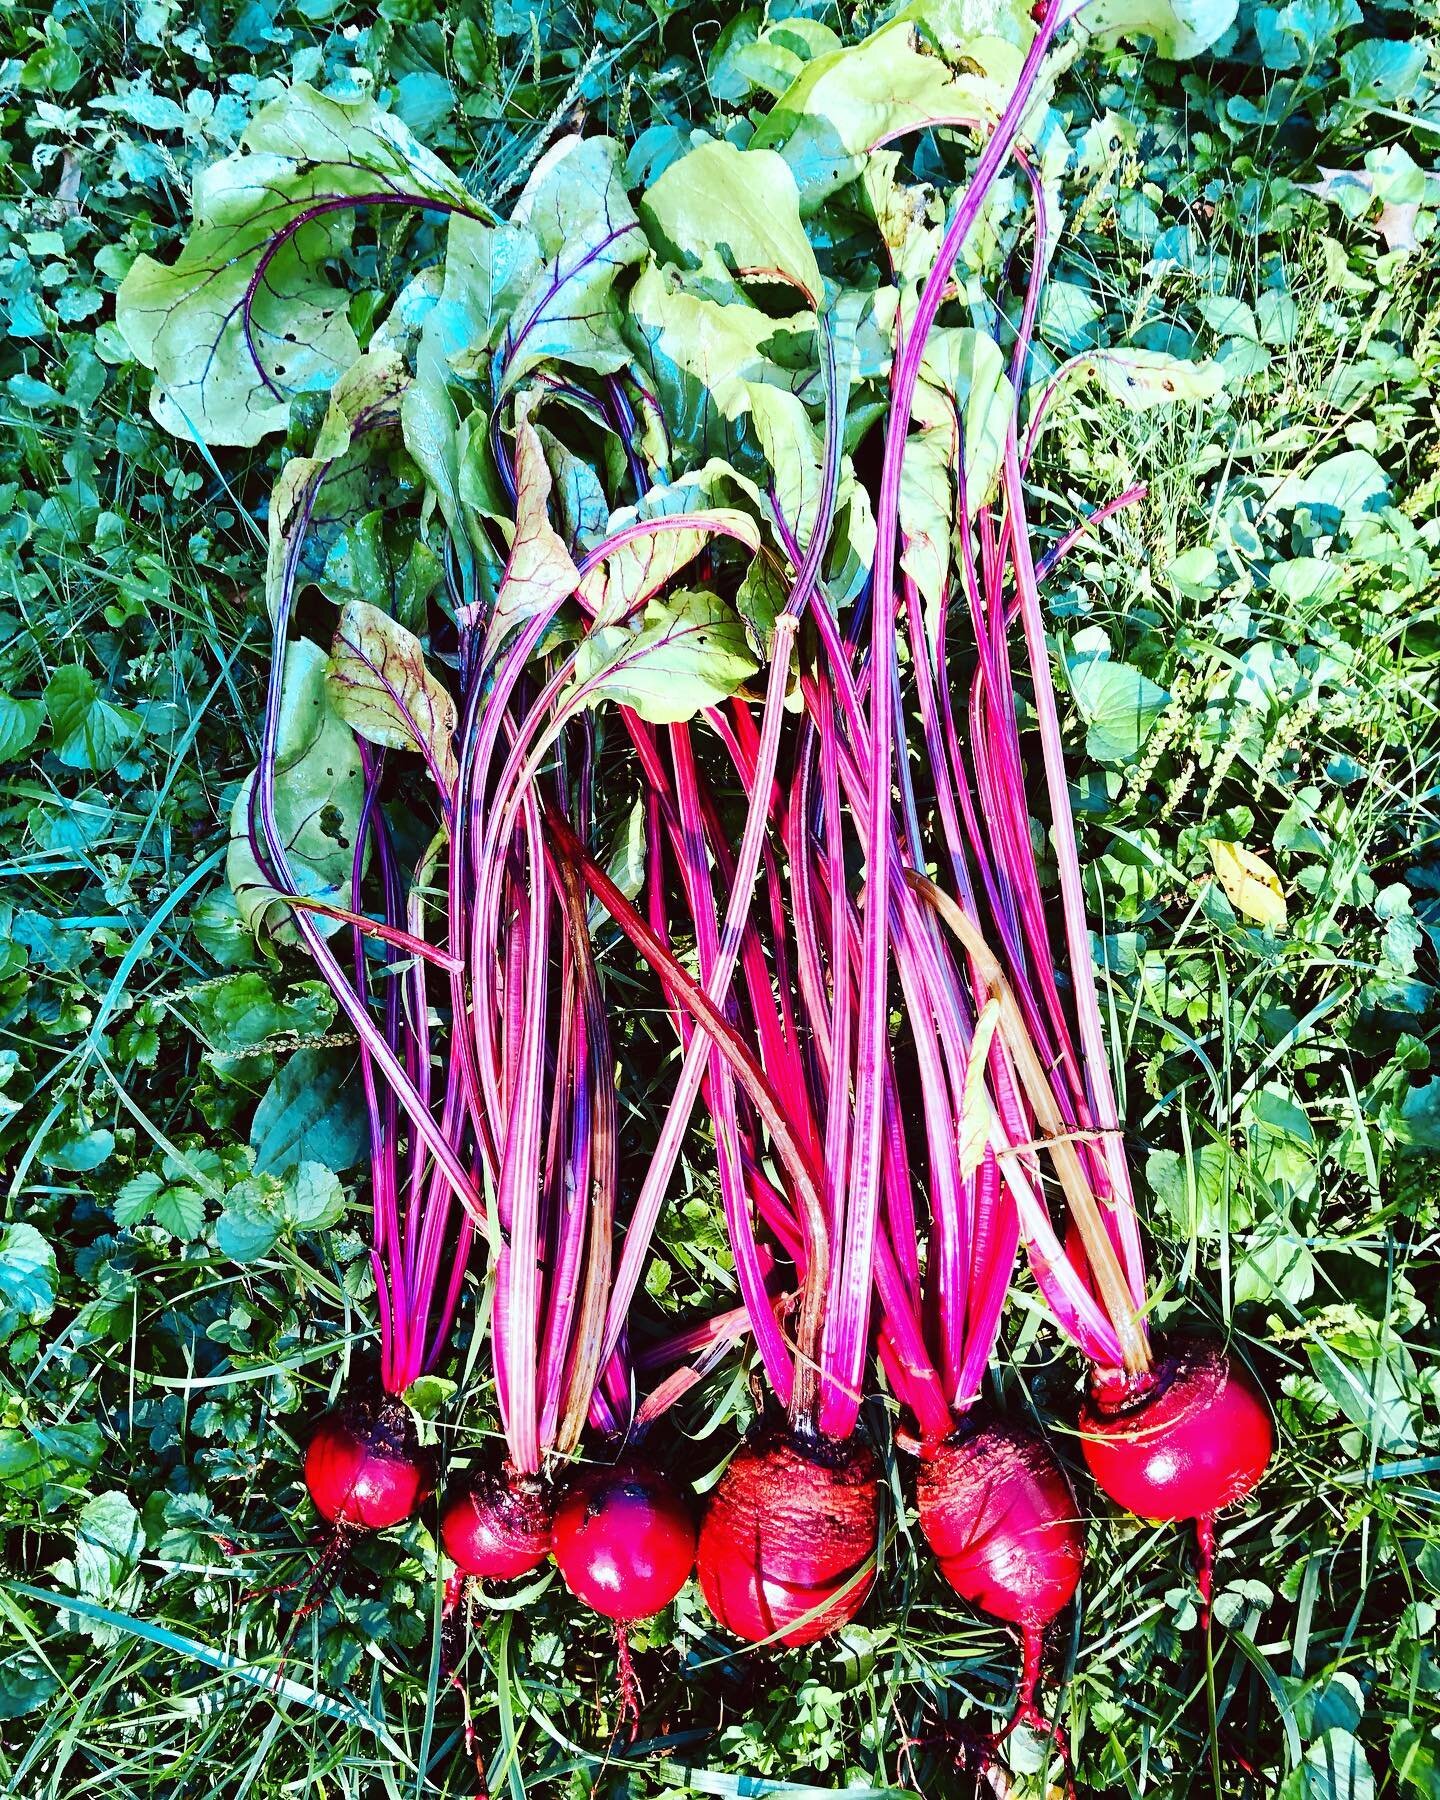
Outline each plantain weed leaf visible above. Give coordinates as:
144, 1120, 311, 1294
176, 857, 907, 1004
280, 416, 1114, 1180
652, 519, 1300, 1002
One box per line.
251, 1046, 367, 1177
327, 601, 458, 796
227, 639, 365, 944
640, 139, 822, 303
1066, 650, 1170, 763
570, 589, 759, 724
117, 84, 474, 447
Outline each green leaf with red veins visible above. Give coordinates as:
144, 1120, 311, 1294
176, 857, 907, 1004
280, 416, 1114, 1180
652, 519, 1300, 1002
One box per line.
482, 414, 581, 656
578, 466, 762, 625
327, 601, 458, 797
640, 140, 822, 304
569, 589, 759, 725
116, 84, 471, 447
502, 136, 647, 394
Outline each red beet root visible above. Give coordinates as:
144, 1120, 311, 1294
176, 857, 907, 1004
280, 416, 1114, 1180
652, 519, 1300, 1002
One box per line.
304, 1397, 430, 1532
1079, 1336, 1272, 1524
698, 1431, 880, 1648
917, 1418, 1082, 1629
551, 1458, 696, 1622
441, 1468, 553, 1580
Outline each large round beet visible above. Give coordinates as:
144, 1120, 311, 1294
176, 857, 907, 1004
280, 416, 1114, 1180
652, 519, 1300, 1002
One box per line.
1080, 1336, 1272, 1523
917, 1418, 1082, 1626
305, 1396, 430, 1532
698, 1431, 880, 1648
441, 1467, 553, 1580
551, 1458, 696, 1622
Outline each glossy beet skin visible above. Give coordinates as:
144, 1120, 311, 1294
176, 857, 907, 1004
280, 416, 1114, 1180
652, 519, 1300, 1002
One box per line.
698, 1431, 881, 1648
551, 1458, 697, 1622
305, 1397, 431, 1532
917, 1418, 1083, 1626
1080, 1336, 1273, 1523
441, 1468, 553, 1579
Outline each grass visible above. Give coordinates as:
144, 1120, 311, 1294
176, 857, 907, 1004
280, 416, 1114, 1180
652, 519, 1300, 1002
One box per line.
1, 3, 1437, 1797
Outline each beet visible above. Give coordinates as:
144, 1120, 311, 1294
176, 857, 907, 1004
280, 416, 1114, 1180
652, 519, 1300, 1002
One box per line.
917, 1417, 1082, 1628
551, 1458, 696, 1622
697, 1431, 880, 1648
441, 1467, 553, 1580
304, 1396, 431, 1532
1079, 1336, 1272, 1524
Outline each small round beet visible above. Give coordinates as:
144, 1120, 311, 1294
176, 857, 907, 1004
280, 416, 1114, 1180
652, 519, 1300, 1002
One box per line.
917, 1417, 1082, 1627
1080, 1336, 1272, 1523
305, 1396, 430, 1532
697, 1430, 880, 1648
551, 1458, 696, 1622
441, 1467, 553, 1580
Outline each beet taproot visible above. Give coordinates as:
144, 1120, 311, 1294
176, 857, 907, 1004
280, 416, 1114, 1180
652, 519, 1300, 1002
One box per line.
698, 1431, 881, 1647
551, 1457, 696, 1623
304, 1397, 430, 1533
441, 1467, 553, 1580
1080, 1336, 1272, 1524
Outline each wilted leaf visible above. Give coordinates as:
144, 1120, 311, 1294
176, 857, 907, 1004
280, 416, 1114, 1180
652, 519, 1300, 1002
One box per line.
327, 601, 458, 794
1208, 839, 1288, 930
1058, 347, 1226, 413
579, 469, 762, 625
960, 998, 1001, 1179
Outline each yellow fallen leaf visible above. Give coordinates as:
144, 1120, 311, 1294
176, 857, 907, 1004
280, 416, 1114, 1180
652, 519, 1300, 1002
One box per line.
1208, 839, 1287, 930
